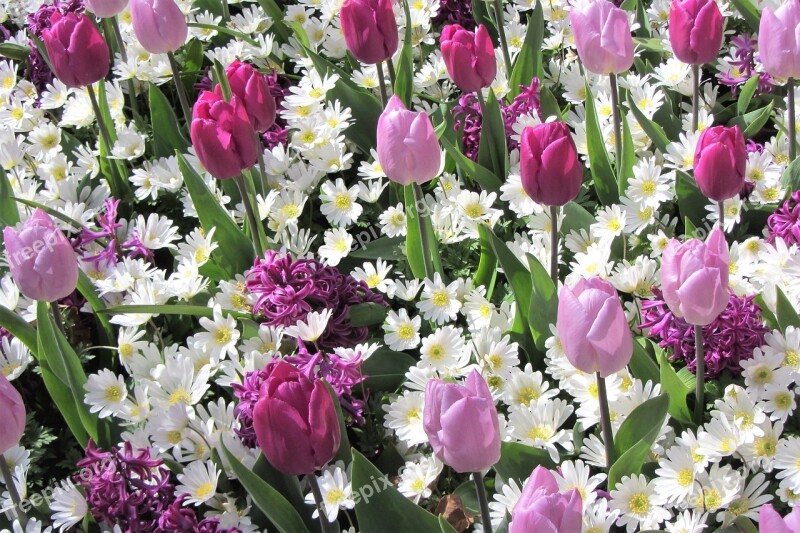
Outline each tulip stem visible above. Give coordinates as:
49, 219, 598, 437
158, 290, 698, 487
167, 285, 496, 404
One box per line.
609, 73, 622, 175
376, 61, 388, 108
254, 131, 268, 195
694, 325, 705, 424
549, 205, 558, 286
221, 0, 230, 21
691, 64, 700, 133
51, 303, 66, 337
107, 16, 142, 129
473, 471, 493, 533
167, 51, 193, 126
491, 0, 512, 75
789, 78, 797, 162
596, 373, 615, 471
234, 174, 264, 256
386, 60, 397, 87
412, 183, 435, 280
717, 200, 725, 231
0, 455, 27, 528
307, 473, 334, 533
86, 84, 115, 158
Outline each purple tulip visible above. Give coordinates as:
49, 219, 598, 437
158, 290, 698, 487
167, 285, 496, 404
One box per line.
0, 373, 25, 456
668, 0, 724, 65
758, 1, 800, 81
130, 0, 187, 54
339, 0, 398, 65
41, 12, 109, 89
694, 125, 746, 202
569, 0, 634, 75
759, 504, 800, 533
225, 60, 276, 133
509, 466, 583, 533
519, 122, 583, 206
84, 0, 129, 18
440, 24, 497, 93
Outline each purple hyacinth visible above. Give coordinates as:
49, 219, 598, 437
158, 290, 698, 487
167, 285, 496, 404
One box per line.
432, 0, 476, 30
718, 34, 775, 96
768, 189, 800, 246
640, 288, 769, 377
262, 69, 291, 150
232, 365, 271, 447
76, 198, 124, 268
157, 495, 240, 533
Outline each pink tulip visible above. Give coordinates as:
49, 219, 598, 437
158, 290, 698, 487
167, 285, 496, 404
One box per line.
569, 0, 634, 75
423, 370, 500, 473
693, 125, 746, 202
84, 0, 129, 18
557, 277, 633, 377
41, 12, 109, 89
759, 504, 800, 533
519, 122, 583, 206
0, 373, 25, 456
376, 95, 442, 185
668, 0, 724, 65
190, 90, 258, 180
225, 60, 276, 133
339, 0, 398, 65
253, 362, 340, 476
759, 1, 800, 80
661, 227, 729, 326
509, 466, 582, 533
130, 0, 187, 54
440, 24, 496, 93
3, 209, 78, 302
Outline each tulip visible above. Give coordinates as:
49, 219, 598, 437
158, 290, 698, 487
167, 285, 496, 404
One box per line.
423, 370, 500, 473
130, 0, 187, 54
252, 362, 340, 476
225, 60, 276, 133
693, 125, 746, 202
190, 90, 258, 180
339, 0, 398, 65
569, 0, 634, 76
85, 0, 129, 18
376, 95, 442, 185
758, 1, 800, 81
0, 373, 25, 457
40, 12, 109, 89
759, 504, 800, 533
3, 209, 78, 302
519, 122, 583, 207
668, 0, 724, 65
440, 24, 496, 93
509, 466, 583, 533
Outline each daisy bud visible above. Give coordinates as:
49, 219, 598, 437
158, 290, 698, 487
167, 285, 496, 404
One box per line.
519, 122, 583, 206
693, 125, 746, 202
376, 95, 442, 186
440, 24, 496, 93
423, 370, 501, 473
509, 466, 583, 533
660, 227, 730, 326
569, 0, 634, 75
758, 1, 800, 81
758, 503, 800, 533
0, 373, 25, 456
339, 0, 398, 65
253, 362, 340, 476
84, 0, 129, 18
41, 12, 109, 89
3, 209, 79, 302
225, 60, 276, 133
556, 277, 633, 377
668, 0, 724, 65
130, 0, 187, 54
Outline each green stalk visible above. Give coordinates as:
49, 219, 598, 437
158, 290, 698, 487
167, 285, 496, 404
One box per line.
167, 51, 193, 125
473, 471, 493, 533
694, 325, 705, 424
0, 455, 26, 528
491, 0, 512, 75
412, 183, 435, 280
596, 373, 615, 471
308, 474, 334, 533
609, 73, 622, 175
233, 174, 264, 256
691, 64, 700, 132
376, 61, 388, 108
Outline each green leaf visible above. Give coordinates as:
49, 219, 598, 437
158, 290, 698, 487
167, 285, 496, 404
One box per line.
755, 294, 779, 330
477, 89, 509, 180
780, 154, 800, 190
440, 136, 503, 192
776, 285, 800, 330
676, 170, 707, 228
493, 442, 556, 483
741, 102, 774, 138
362, 349, 416, 392
474, 225, 498, 299
0, 43, 30, 62
76, 271, 114, 348
99, 303, 251, 319
627, 93, 670, 153
729, 0, 761, 33
628, 338, 660, 385
347, 303, 388, 327
526, 254, 557, 352
608, 438, 653, 490
393, 0, 414, 106
352, 449, 456, 533
633, 37, 664, 53
349, 236, 405, 260
737, 75, 761, 116
219, 441, 310, 533
39, 363, 89, 447
323, 380, 351, 466
561, 202, 595, 236
250, 455, 312, 530
404, 185, 427, 280
177, 154, 255, 276
658, 350, 693, 425
0, 167, 19, 231
0, 305, 37, 354
584, 81, 617, 205
539, 85, 561, 120
684, 216, 697, 238
608, 394, 670, 489
149, 83, 189, 158
508, 1, 543, 100
254, 0, 291, 42
619, 111, 635, 195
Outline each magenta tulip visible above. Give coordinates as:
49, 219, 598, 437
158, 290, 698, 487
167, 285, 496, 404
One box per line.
252, 362, 340, 476
3, 209, 78, 302
569, 0, 634, 75
41, 12, 109, 89
423, 370, 500, 473
440, 24, 497, 93
509, 466, 582, 533
668, 0, 723, 65
693, 125, 746, 201
759, 504, 800, 533
519, 122, 583, 206
225, 60, 276, 133
85, 0, 129, 18
758, 1, 800, 80
376, 95, 442, 185
0, 373, 25, 456
660, 227, 729, 326
190, 90, 258, 180
557, 277, 633, 377
339, 0, 398, 65
130, 0, 187, 54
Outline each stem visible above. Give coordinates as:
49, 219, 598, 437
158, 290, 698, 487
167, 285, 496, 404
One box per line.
167, 51, 193, 126
475, 90, 500, 173
609, 73, 622, 174
789, 78, 797, 162
233, 174, 264, 256
549, 205, 558, 286
221, 0, 230, 21
472, 471, 493, 533
108, 17, 142, 127
596, 373, 615, 471
717, 200, 725, 231
376, 61, 388, 108
308, 473, 334, 533
691, 64, 700, 132
694, 325, 705, 424
412, 183, 435, 280
254, 130, 268, 195
0, 455, 26, 527
386, 60, 397, 86
491, 0, 512, 75
51, 304, 66, 337
86, 84, 114, 156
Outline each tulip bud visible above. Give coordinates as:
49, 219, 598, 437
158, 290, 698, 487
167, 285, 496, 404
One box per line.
758, 503, 800, 533
423, 370, 501, 473
569, 0, 634, 75
519, 122, 583, 206
668, 0, 724, 65
440, 24, 496, 93
0, 373, 25, 456
339, 0, 398, 65
660, 227, 729, 326
190, 89, 258, 180
41, 12, 110, 89
252, 362, 340, 475
557, 277, 633, 377
376, 95, 442, 186
85, 0, 129, 18
130, 0, 187, 54
509, 466, 583, 533
693, 125, 746, 202
3, 209, 79, 302
758, 1, 800, 81
225, 60, 276, 133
